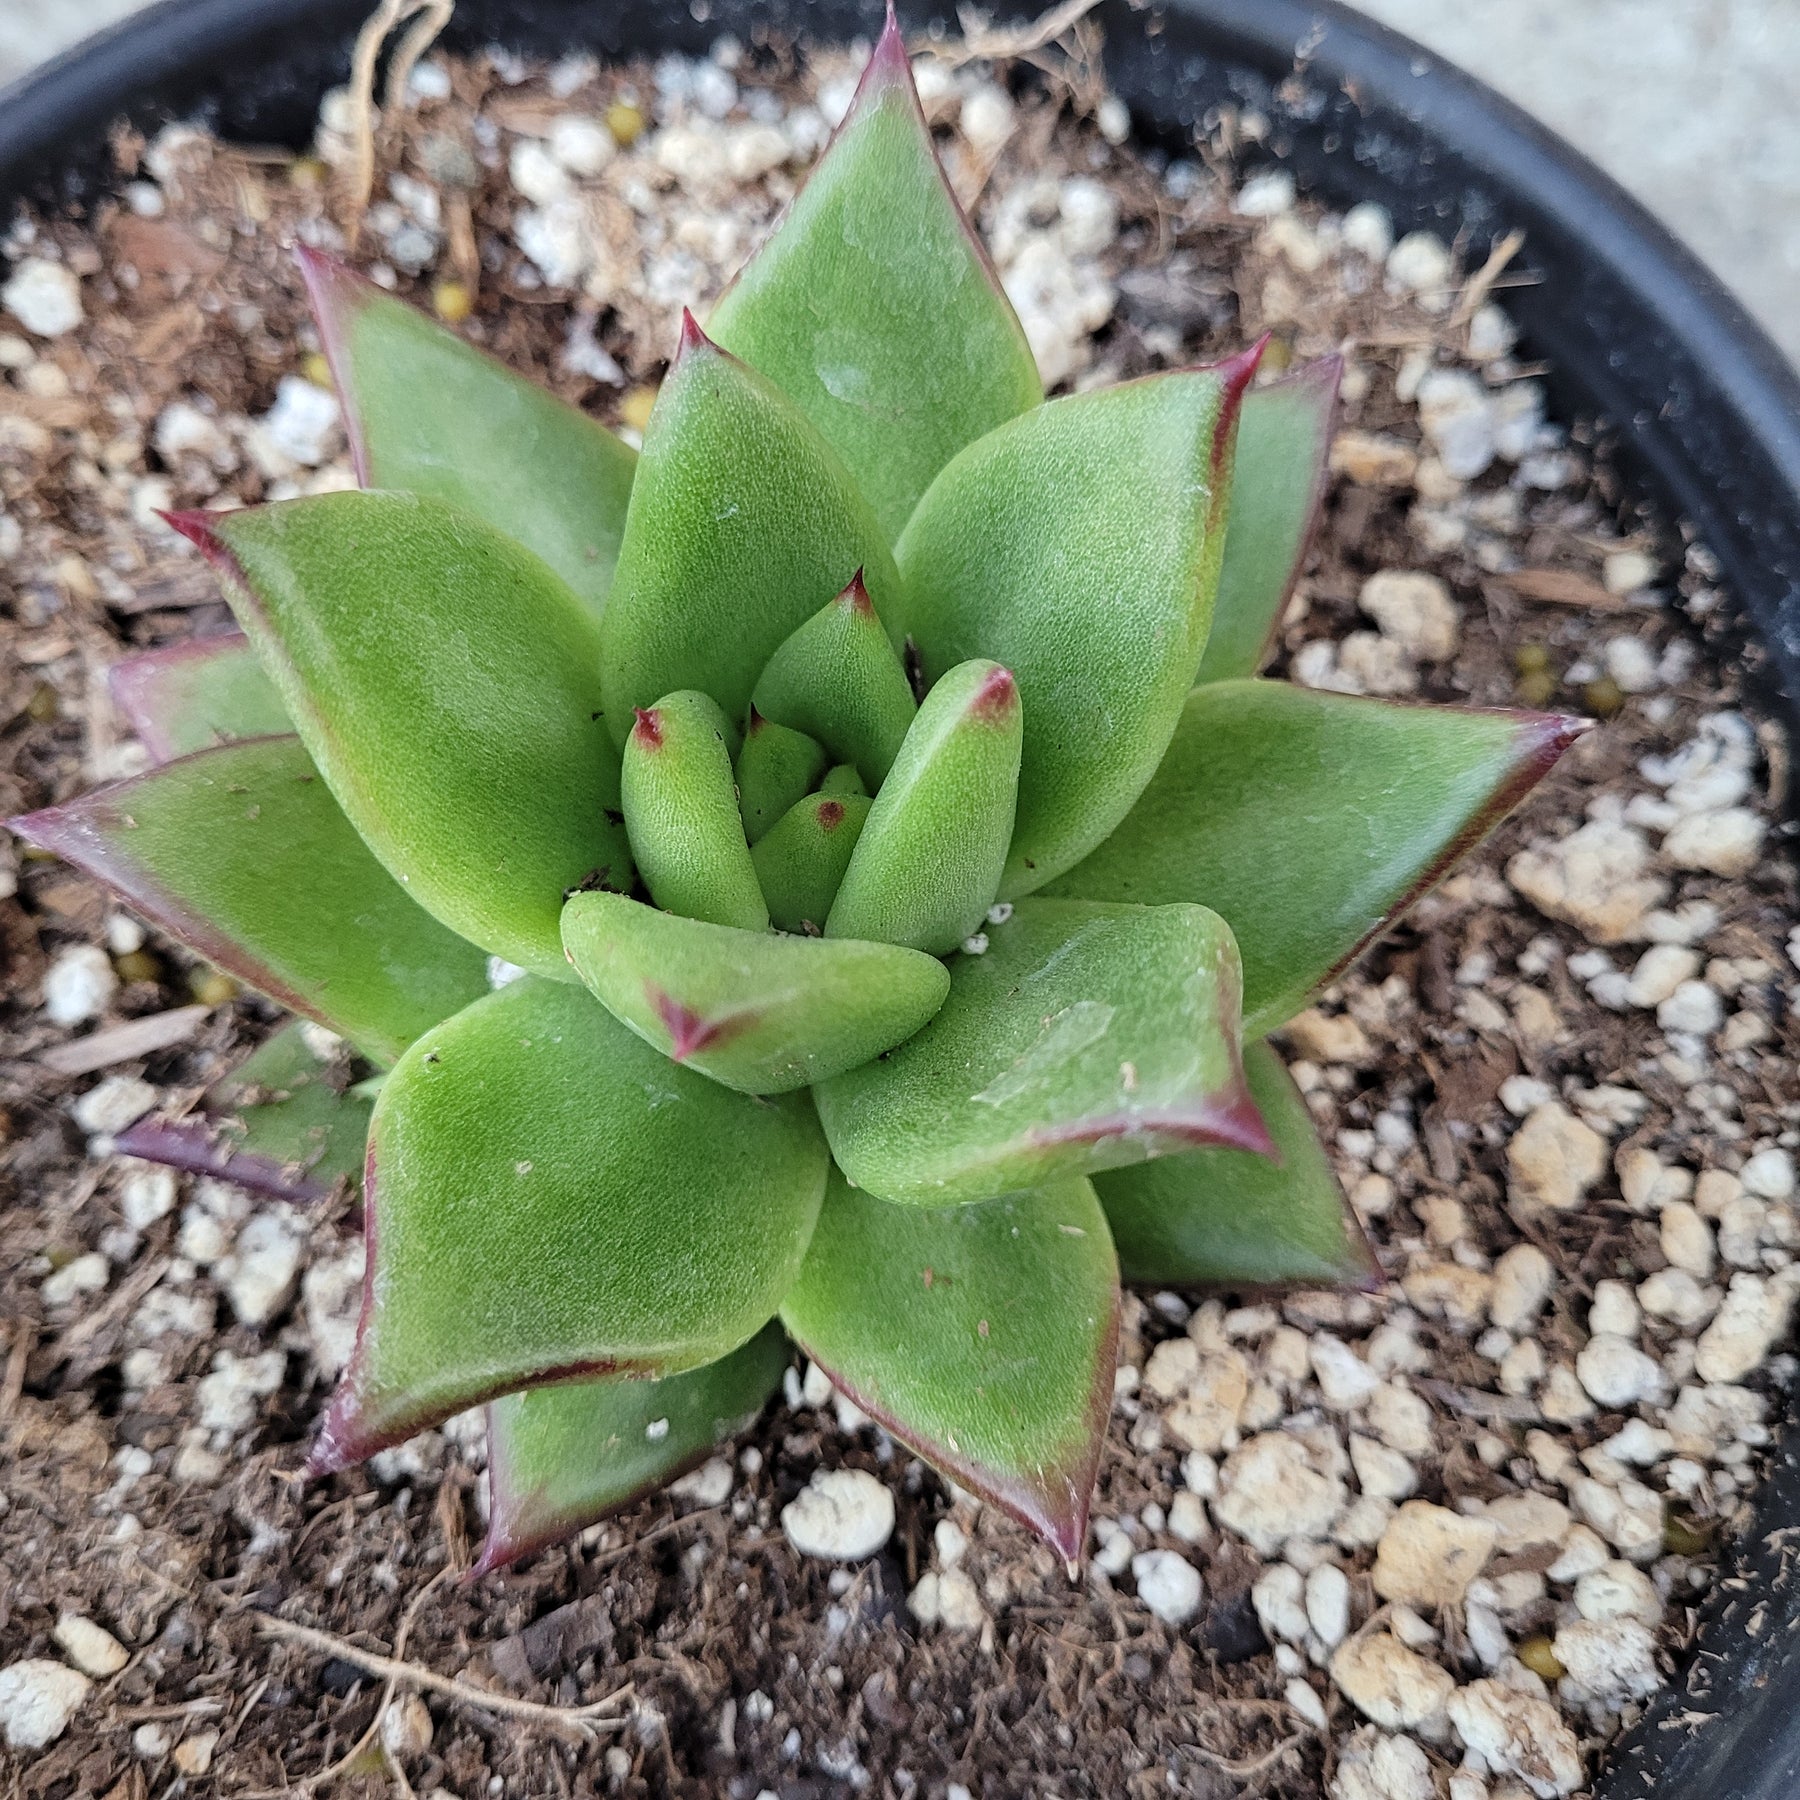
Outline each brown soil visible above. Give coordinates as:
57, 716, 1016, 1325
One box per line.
2, 27, 1795, 1800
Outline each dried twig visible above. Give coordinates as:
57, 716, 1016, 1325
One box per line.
1450, 226, 1526, 330
345, 0, 455, 244
926, 0, 1105, 65
241, 1571, 444, 1796
38, 1005, 211, 1076
253, 1606, 632, 1744
1501, 567, 1624, 611
1189, 1730, 1307, 1779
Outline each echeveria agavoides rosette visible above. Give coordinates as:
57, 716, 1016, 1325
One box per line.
17, 6, 1583, 1570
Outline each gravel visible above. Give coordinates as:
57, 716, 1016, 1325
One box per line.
0, 1659, 92, 1750
779, 1468, 896, 1561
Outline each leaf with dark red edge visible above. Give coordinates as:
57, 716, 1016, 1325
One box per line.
892, 353, 1257, 898
599, 315, 901, 740
476, 1323, 789, 1575
307, 977, 826, 1475
109, 632, 288, 763
170, 492, 631, 977
1045, 680, 1586, 1036
1095, 1040, 1379, 1290
814, 897, 1270, 1207
8, 736, 489, 1067
736, 711, 829, 846
751, 572, 917, 791
298, 247, 636, 620
117, 1022, 375, 1204
824, 659, 1020, 955
706, 7, 1041, 540
751, 791, 870, 935
561, 889, 948, 1094
621, 691, 767, 932
781, 1168, 1118, 1562
1194, 358, 1342, 684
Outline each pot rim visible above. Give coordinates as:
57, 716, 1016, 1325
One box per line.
2, 4, 1797, 1795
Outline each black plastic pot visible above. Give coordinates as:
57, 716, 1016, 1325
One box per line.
3, 4, 1798, 1794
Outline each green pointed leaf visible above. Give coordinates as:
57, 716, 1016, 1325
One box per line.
309, 977, 827, 1471
819, 762, 869, 798
815, 897, 1270, 1206
116, 1022, 375, 1204
825, 659, 1020, 955
1194, 358, 1341, 684
893, 357, 1255, 897
1046, 680, 1585, 1035
706, 14, 1041, 540
782, 1169, 1117, 1561
751, 791, 871, 935
8, 736, 488, 1066
599, 318, 902, 738
622, 691, 767, 931
299, 248, 636, 620
562, 889, 948, 1094
737, 711, 829, 846
1096, 1040, 1378, 1289
478, 1324, 789, 1573
751, 572, 917, 790
109, 632, 289, 763
173, 493, 631, 978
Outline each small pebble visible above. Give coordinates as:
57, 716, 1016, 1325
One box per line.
780, 1468, 895, 1561
52, 1616, 128, 1678
1130, 1549, 1203, 1624
72, 1074, 157, 1137
44, 945, 118, 1026
2, 259, 82, 337
0, 1660, 91, 1750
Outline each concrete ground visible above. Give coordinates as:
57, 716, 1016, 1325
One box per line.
1, 0, 1796, 363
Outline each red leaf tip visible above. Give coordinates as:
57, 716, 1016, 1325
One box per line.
676, 307, 714, 360
848, 0, 917, 111
159, 508, 232, 567
1199, 1083, 1279, 1160
1216, 332, 1270, 408
836, 568, 875, 619
632, 707, 664, 749
967, 665, 1019, 722
817, 799, 847, 831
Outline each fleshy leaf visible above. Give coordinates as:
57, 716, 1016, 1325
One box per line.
819, 763, 869, 798
8, 736, 488, 1066
599, 317, 902, 739
1096, 1040, 1378, 1289
752, 791, 871, 935
309, 978, 827, 1472
1046, 680, 1585, 1035
706, 10, 1042, 539
737, 711, 829, 846
781, 1169, 1118, 1561
109, 632, 289, 763
477, 1324, 789, 1574
622, 691, 767, 931
1194, 358, 1341, 684
815, 897, 1270, 1206
892, 355, 1256, 897
116, 1022, 375, 1204
561, 889, 949, 1094
299, 247, 636, 620
172, 493, 631, 977
824, 659, 1020, 955
750, 572, 917, 790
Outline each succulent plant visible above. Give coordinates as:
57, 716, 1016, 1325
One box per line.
10, 13, 1582, 1573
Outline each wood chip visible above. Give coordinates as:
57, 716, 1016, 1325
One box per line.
1500, 567, 1624, 610
38, 1005, 212, 1076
